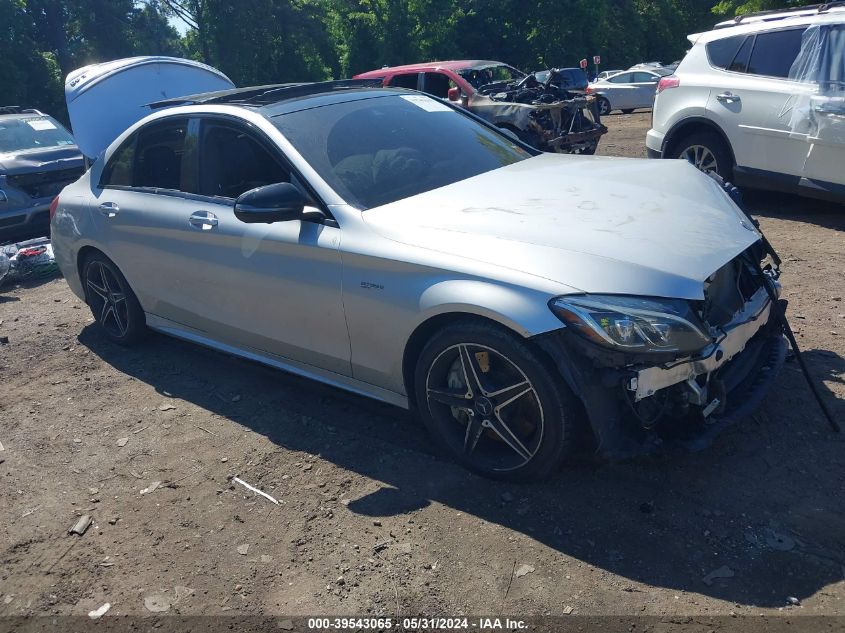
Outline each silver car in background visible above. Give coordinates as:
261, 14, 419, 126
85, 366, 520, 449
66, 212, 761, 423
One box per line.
587, 67, 673, 115
51, 59, 787, 481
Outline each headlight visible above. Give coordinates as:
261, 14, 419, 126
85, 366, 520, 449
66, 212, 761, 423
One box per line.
550, 295, 713, 355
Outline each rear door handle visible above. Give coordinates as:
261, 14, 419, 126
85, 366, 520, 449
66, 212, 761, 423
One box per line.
188, 210, 218, 231
98, 202, 119, 218
716, 92, 740, 104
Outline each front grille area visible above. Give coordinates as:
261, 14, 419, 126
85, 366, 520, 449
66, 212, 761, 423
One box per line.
702, 251, 765, 328
7, 166, 84, 199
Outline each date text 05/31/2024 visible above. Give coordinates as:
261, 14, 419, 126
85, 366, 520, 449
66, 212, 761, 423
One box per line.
307, 617, 528, 630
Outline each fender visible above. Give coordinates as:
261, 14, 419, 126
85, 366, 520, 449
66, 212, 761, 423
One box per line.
414, 278, 564, 339
661, 115, 736, 164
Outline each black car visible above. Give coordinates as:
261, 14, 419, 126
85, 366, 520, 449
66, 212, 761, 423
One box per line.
0, 107, 84, 243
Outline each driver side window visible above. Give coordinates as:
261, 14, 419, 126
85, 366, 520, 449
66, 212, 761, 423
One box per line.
608, 72, 633, 84
198, 121, 290, 199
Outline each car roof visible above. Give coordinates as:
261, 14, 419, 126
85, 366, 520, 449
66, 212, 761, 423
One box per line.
148, 80, 403, 111
695, 5, 845, 43
148, 83, 422, 118
0, 108, 48, 119
713, 2, 845, 30
354, 60, 506, 78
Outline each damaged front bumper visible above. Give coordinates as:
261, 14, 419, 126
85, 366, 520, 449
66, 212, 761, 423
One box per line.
536, 287, 788, 460
469, 94, 607, 154
632, 286, 772, 402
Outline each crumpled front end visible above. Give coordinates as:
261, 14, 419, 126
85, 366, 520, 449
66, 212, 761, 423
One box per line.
0, 147, 84, 240
468, 74, 607, 154
536, 242, 788, 459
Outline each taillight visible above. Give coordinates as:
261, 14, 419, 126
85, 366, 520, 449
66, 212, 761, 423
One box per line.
49, 195, 60, 220
657, 76, 680, 94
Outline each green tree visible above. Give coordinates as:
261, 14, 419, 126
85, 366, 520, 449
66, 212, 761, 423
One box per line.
0, 0, 63, 113
712, 0, 801, 16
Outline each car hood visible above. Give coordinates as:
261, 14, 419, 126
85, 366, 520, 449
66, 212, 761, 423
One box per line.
0, 145, 84, 174
362, 153, 760, 300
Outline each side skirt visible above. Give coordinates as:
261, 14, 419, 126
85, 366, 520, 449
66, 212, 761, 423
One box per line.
145, 313, 410, 410
733, 166, 845, 204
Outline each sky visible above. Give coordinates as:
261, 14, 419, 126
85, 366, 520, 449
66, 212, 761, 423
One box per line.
168, 13, 191, 36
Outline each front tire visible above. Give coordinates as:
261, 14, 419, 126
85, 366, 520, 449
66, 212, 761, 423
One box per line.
414, 321, 578, 482
670, 130, 733, 180
597, 97, 612, 116
82, 253, 145, 345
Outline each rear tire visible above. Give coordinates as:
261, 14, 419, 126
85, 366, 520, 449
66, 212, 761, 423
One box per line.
670, 130, 733, 181
597, 97, 612, 116
414, 321, 578, 482
82, 253, 145, 345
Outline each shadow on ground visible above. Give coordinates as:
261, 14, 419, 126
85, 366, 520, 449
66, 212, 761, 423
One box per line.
78, 325, 845, 608
745, 190, 845, 232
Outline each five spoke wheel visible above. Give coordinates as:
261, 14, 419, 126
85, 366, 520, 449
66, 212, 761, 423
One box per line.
82, 253, 145, 345
85, 260, 129, 338
425, 343, 544, 474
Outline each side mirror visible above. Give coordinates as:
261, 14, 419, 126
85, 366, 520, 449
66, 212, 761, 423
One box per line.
447, 87, 461, 102
234, 182, 305, 224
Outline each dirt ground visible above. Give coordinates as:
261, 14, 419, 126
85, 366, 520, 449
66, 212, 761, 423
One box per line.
1, 112, 844, 627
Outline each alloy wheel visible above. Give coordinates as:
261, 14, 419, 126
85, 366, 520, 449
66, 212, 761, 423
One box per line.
598, 98, 611, 116
425, 343, 544, 473
680, 144, 719, 174
85, 260, 130, 338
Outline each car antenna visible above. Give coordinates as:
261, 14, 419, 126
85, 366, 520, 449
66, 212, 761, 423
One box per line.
708, 172, 840, 433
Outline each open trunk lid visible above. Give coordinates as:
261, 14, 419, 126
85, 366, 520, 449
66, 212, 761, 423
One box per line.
65, 56, 234, 159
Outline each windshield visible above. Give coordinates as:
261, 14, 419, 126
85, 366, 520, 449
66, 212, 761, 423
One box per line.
272, 93, 531, 210
0, 116, 75, 154
459, 64, 526, 89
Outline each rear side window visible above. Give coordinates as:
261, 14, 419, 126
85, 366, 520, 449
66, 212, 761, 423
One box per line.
747, 28, 806, 78
632, 72, 659, 83
707, 35, 746, 69
100, 118, 190, 191
100, 134, 136, 188
135, 119, 189, 190
422, 72, 452, 99
728, 36, 753, 72
389, 73, 419, 89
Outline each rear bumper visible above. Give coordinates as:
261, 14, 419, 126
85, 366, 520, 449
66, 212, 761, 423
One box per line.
645, 128, 664, 159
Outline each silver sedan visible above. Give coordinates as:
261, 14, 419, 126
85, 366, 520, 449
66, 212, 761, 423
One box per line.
587, 68, 673, 115
52, 83, 786, 481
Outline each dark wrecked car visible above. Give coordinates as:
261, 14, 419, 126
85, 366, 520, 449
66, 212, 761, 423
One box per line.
355, 60, 607, 154
0, 107, 84, 242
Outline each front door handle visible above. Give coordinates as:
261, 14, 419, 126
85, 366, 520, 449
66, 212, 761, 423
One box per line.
716, 92, 740, 104
98, 202, 119, 218
188, 210, 218, 231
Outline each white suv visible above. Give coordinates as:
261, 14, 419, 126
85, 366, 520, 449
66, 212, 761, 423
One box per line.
647, 4, 845, 203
